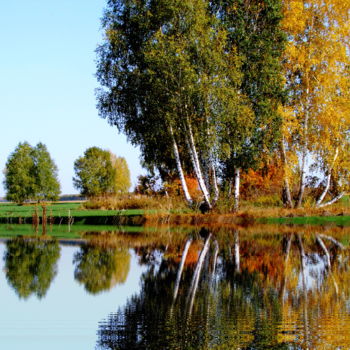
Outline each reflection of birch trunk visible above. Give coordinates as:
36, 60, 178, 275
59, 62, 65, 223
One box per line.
187, 234, 212, 316
234, 230, 240, 273
173, 238, 192, 302
170, 125, 193, 205
316, 235, 331, 268
318, 234, 345, 250
297, 234, 307, 291
211, 240, 219, 282
186, 120, 212, 209
316, 148, 338, 207
297, 234, 309, 347
233, 168, 240, 211
280, 234, 293, 302
316, 235, 339, 294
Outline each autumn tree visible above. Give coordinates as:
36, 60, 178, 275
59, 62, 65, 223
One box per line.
281, 0, 350, 208
110, 153, 131, 194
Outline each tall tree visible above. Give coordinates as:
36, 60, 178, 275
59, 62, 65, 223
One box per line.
96, 0, 249, 209
281, 0, 350, 208
212, 0, 286, 210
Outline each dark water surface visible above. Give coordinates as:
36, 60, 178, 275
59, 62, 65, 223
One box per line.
0, 224, 350, 349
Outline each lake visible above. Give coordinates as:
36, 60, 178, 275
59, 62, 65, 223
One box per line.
0, 224, 349, 349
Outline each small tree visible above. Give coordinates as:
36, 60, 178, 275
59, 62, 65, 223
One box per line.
110, 153, 131, 194
73, 147, 116, 197
4, 142, 60, 204
32, 143, 60, 202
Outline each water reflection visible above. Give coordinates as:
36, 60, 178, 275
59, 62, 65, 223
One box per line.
73, 238, 131, 294
97, 228, 350, 349
4, 237, 60, 299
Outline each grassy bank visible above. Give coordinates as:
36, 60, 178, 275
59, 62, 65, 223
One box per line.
2, 200, 350, 227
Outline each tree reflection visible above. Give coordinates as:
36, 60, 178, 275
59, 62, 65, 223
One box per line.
73, 243, 130, 294
97, 229, 350, 349
4, 237, 60, 299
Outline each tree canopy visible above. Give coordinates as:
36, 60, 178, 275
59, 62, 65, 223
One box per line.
3, 142, 60, 203
96, 0, 349, 209
73, 147, 131, 197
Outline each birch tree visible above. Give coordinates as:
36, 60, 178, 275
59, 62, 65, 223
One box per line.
97, 0, 246, 209
281, 0, 350, 208
212, 0, 286, 210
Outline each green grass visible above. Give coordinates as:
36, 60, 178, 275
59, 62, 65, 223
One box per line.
0, 202, 146, 219
261, 215, 350, 226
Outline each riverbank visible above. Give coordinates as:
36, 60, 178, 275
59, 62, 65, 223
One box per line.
1, 202, 350, 227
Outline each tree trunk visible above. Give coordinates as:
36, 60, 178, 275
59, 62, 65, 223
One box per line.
170, 125, 193, 205
211, 164, 220, 204
317, 192, 345, 208
233, 168, 240, 211
316, 148, 339, 207
186, 121, 212, 209
280, 138, 293, 208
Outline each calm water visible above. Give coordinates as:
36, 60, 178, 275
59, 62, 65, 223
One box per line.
0, 224, 350, 349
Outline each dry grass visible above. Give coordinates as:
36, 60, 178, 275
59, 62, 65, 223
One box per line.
83, 194, 190, 212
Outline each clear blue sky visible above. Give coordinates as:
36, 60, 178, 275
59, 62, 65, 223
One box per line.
0, 0, 143, 197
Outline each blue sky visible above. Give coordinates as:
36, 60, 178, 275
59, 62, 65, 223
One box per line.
0, 0, 143, 197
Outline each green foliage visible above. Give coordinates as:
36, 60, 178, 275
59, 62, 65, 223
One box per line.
3, 142, 35, 204
4, 142, 60, 203
214, 0, 286, 174
73, 147, 116, 197
73, 244, 130, 294
32, 143, 60, 201
96, 0, 247, 178
4, 237, 60, 299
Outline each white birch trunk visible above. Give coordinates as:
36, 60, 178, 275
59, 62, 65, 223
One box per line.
234, 168, 240, 211
211, 164, 219, 203
296, 145, 307, 208
186, 121, 212, 209
170, 125, 193, 206
280, 138, 293, 208
316, 148, 339, 207
317, 192, 345, 208
173, 238, 192, 301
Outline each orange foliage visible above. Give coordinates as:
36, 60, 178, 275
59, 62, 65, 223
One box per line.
241, 162, 284, 199
166, 176, 202, 200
